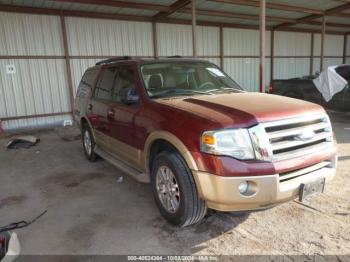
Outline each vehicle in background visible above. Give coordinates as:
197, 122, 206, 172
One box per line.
75, 56, 337, 227
269, 64, 350, 111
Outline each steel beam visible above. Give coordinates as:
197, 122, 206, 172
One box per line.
320, 16, 326, 72
220, 25, 224, 69
259, 0, 266, 93
54, 0, 170, 12
152, 22, 158, 58
270, 30, 274, 82
343, 34, 348, 64
211, 0, 324, 15
60, 15, 75, 115
192, 0, 197, 58
310, 33, 314, 75
275, 3, 350, 29
153, 0, 191, 20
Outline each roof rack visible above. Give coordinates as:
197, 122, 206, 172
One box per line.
95, 56, 132, 65
167, 55, 182, 58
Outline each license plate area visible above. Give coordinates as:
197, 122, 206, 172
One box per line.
299, 178, 325, 202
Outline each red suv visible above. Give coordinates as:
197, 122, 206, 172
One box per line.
75, 57, 337, 227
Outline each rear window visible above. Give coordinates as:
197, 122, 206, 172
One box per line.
336, 66, 350, 81
77, 68, 98, 98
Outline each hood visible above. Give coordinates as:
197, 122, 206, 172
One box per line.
156, 93, 324, 128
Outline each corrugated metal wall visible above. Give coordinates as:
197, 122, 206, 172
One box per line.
66, 17, 154, 57
274, 31, 311, 79
0, 12, 71, 130
223, 28, 271, 92
313, 34, 344, 74
157, 23, 193, 57
197, 26, 220, 57
0, 11, 346, 131
224, 58, 271, 92
156, 24, 220, 58
65, 17, 154, 94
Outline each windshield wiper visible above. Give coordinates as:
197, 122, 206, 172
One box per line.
150, 89, 212, 99
205, 87, 242, 94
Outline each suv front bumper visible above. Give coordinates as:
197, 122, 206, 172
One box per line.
192, 156, 337, 212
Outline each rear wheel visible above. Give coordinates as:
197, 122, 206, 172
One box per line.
151, 151, 207, 227
82, 124, 98, 162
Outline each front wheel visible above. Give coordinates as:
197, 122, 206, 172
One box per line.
151, 151, 207, 227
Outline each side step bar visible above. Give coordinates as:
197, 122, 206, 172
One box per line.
95, 146, 150, 183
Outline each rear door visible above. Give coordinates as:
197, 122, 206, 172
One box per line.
88, 66, 118, 152
75, 68, 99, 122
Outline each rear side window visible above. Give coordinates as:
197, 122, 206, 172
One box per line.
93, 65, 137, 103
94, 67, 117, 100
336, 66, 350, 81
77, 68, 98, 98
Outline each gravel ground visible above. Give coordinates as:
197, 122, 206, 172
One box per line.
0, 111, 349, 258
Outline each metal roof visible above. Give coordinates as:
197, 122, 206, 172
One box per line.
0, 0, 349, 34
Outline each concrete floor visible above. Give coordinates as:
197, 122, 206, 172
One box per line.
0, 111, 349, 256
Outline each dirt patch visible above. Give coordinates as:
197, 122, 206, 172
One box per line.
65, 214, 110, 249
152, 211, 250, 254
0, 195, 27, 208
34, 171, 108, 188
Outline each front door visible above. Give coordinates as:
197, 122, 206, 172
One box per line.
106, 64, 144, 169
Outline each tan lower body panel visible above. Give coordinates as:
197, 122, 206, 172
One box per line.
94, 130, 145, 171
192, 164, 336, 212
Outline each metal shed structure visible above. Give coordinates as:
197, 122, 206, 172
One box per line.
0, 0, 349, 130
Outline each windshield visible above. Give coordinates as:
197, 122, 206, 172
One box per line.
140, 62, 243, 99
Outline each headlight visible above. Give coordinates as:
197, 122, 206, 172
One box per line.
200, 129, 255, 160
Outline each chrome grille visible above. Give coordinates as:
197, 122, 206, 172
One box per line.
261, 114, 333, 161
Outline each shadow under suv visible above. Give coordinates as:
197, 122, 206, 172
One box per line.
75, 57, 337, 227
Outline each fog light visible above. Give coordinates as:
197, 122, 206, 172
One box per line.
238, 181, 258, 197
238, 181, 249, 194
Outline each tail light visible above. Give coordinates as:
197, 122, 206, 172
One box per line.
268, 84, 273, 93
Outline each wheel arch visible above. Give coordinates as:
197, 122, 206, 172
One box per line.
80, 116, 96, 142
144, 131, 198, 174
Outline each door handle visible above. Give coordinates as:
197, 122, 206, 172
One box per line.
87, 104, 93, 111
107, 108, 115, 120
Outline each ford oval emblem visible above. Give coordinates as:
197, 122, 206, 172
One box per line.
295, 129, 316, 141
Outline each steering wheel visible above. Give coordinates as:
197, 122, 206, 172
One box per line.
198, 82, 215, 90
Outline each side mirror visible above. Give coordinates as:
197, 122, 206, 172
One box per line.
120, 86, 139, 105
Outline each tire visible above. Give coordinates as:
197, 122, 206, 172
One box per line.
151, 151, 207, 227
82, 124, 98, 162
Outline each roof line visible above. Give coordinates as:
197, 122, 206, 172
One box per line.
153, 0, 191, 20
274, 2, 350, 29
179, 8, 350, 28
209, 0, 324, 15
0, 4, 346, 35
52, 0, 170, 12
